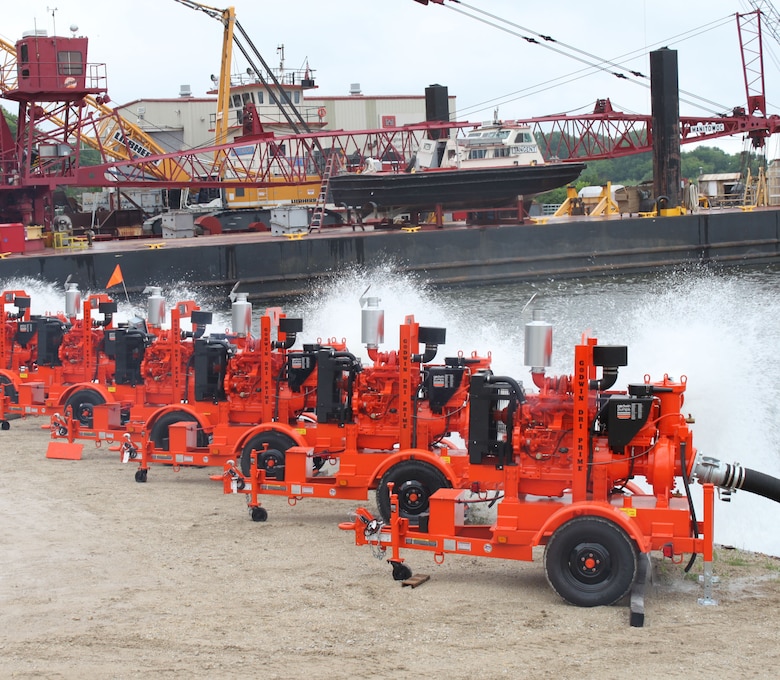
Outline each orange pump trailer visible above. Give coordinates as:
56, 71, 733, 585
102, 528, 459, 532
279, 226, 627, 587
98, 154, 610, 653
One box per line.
48, 298, 209, 452
124, 311, 323, 481
339, 333, 780, 621
220, 315, 492, 522
0, 290, 120, 424
135, 312, 489, 493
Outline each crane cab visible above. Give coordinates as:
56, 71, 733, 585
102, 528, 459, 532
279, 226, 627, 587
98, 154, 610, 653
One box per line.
8, 31, 105, 101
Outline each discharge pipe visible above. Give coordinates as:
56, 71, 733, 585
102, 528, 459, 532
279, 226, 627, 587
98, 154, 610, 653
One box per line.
693, 456, 780, 504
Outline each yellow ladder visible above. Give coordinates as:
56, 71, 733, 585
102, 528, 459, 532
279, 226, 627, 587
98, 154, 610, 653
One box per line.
309, 153, 340, 233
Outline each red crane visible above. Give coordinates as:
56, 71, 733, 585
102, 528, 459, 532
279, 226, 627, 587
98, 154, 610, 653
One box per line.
0, 8, 776, 229
414, 4, 779, 158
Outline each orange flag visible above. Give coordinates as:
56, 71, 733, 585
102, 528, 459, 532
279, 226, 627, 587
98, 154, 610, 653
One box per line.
106, 264, 124, 289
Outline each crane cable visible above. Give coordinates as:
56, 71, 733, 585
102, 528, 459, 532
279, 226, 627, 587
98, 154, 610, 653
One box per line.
434, 2, 739, 117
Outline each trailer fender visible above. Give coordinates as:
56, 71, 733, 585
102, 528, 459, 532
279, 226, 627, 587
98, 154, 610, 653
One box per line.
234, 422, 308, 456
233, 423, 307, 455
532, 503, 652, 554
368, 449, 457, 489
58, 383, 114, 407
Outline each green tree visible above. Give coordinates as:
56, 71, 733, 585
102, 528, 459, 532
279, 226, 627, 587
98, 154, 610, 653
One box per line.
1, 106, 17, 135
535, 145, 766, 205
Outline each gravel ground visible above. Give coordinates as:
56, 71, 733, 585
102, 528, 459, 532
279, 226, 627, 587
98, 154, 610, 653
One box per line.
2, 418, 780, 679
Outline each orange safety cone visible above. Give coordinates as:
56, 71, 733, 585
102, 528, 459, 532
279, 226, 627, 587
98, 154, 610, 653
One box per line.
45, 441, 84, 460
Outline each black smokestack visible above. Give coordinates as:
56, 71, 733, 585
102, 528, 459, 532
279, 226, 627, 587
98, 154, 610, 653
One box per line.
425, 84, 450, 140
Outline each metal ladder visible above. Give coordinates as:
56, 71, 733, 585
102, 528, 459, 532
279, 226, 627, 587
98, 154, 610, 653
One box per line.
309, 153, 339, 233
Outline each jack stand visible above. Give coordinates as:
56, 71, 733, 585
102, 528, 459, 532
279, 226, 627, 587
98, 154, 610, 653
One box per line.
698, 484, 718, 606
630, 553, 651, 627
698, 560, 719, 606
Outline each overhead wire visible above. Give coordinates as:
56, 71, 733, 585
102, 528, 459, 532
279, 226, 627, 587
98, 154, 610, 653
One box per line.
436, 2, 740, 119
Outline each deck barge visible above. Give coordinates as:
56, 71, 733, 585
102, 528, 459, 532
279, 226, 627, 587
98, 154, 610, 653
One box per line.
0, 208, 777, 301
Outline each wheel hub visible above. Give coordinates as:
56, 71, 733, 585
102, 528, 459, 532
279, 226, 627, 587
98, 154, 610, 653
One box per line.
569, 542, 611, 583
397, 479, 427, 514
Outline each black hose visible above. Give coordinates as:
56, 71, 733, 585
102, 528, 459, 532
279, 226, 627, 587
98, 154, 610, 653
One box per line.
589, 365, 619, 391
412, 344, 439, 363
680, 442, 698, 573
738, 468, 780, 504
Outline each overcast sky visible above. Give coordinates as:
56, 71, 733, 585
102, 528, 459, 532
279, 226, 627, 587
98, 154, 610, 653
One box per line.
3, 0, 779, 155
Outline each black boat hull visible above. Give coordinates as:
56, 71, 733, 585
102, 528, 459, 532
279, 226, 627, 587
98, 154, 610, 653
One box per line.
330, 162, 587, 211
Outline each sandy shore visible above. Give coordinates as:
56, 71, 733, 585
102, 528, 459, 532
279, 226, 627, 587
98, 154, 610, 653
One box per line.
2, 417, 780, 679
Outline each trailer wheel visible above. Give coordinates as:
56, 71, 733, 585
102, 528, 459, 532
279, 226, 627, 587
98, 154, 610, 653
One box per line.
544, 516, 638, 607
391, 561, 412, 581
239, 431, 295, 480
64, 389, 105, 427
149, 411, 209, 451
0, 375, 19, 403
135, 469, 148, 483
377, 460, 449, 524
250, 506, 268, 522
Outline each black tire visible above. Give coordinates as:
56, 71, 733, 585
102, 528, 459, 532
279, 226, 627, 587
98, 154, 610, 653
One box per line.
64, 389, 105, 427
135, 469, 148, 483
239, 431, 296, 479
376, 460, 449, 523
250, 506, 268, 522
149, 411, 209, 451
391, 561, 413, 581
544, 516, 638, 607
0, 375, 18, 403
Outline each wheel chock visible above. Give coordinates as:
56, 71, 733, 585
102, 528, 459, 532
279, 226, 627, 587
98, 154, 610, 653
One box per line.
46, 441, 84, 460
401, 574, 430, 589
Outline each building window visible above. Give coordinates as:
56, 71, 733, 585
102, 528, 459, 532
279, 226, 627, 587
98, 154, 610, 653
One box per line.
58, 51, 83, 75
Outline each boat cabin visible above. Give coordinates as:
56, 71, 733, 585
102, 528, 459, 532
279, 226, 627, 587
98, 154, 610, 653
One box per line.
414, 121, 546, 171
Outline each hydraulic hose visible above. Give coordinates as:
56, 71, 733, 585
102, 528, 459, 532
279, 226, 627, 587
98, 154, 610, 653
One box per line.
693, 456, 780, 504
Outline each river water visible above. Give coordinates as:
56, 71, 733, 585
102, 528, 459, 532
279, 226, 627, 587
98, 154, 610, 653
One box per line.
5, 262, 780, 556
